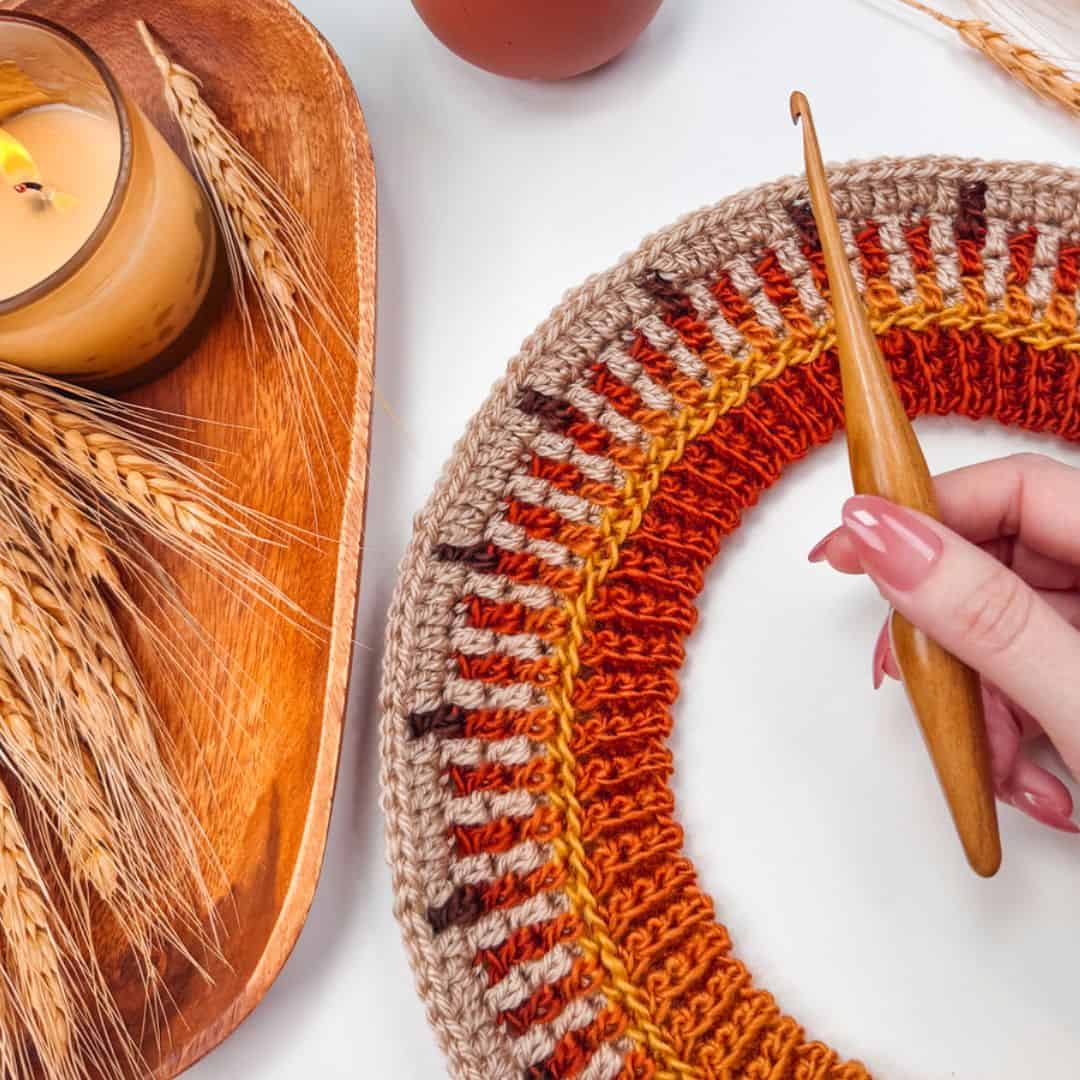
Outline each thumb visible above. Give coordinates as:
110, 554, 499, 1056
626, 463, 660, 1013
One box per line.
841, 494, 1080, 778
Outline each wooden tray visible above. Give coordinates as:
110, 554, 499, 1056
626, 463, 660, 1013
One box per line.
2, 0, 376, 1074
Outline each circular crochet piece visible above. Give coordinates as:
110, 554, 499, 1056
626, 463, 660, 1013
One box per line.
381, 158, 1080, 1080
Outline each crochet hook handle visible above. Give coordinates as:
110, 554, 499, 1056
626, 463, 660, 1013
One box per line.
790, 91, 1001, 878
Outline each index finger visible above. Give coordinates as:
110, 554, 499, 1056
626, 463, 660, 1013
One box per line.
931, 453, 1080, 565
811, 453, 1080, 574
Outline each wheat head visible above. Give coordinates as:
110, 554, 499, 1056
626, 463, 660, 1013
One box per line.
0, 522, 212, 917
0, 670, 119, 902
899, 0, 1080, 116
4, 442, 120, 593
9, 392, 221, 547
0, 776, 74, 1077
137, 19, 354, 492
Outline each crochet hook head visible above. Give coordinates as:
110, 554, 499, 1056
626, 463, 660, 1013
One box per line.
791, 91, 1002, 878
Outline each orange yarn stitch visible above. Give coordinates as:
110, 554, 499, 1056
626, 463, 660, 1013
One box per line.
630, 333, 708, 407
454, 804, 563, 858
530, 453, 622, 509
447, 756, 557, 798
1005, 227, 1037, 324
710, 272, 777, 353
855, 221, 904, 315
466, 595, 569, 640
903, 217, 945, 311
478, 912, 585, 986
455, 652, 557, 687
755, 248, 815, 342
504, 498, 603, 556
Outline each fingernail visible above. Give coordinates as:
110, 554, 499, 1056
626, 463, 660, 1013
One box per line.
841, 495, 943, 591
983, 691, 1018, 786
1010, 790, 1080, 834
808, 525, 844, 563
872, 621, 887, 689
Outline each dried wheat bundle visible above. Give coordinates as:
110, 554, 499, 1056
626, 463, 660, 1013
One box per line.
0, 371, 293, 1073
136, 19, 356, 497
0, 416, 237, 728
898, 0, 1080, 116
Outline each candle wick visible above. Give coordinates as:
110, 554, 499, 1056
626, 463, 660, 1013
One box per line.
12, 179, 75, 213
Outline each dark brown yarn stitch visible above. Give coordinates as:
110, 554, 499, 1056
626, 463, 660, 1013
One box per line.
643, 271, 696, 318
432, 542, 501, 572
788, 200, 821, 252
428, 884, 485, 934
956, 181, 988, 244
408, 703, 468, 740
516, 389, 576, 429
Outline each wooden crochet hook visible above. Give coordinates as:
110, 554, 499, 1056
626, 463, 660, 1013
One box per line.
790, 92, 1001, 877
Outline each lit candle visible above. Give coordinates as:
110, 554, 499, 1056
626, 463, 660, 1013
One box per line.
0, 112, 116, 298
0, 15, 218, 386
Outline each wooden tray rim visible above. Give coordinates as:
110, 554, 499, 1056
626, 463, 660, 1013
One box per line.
168, 4, 378, 1073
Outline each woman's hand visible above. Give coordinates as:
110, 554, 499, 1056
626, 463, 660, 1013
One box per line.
808, 453, 1080, 834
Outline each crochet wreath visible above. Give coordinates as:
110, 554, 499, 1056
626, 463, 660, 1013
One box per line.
380, 157, 1080, 1080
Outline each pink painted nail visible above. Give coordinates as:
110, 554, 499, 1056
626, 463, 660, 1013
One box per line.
841, 495, 943, 591
872, 621, 888, 689
1009, 790, 1080, 834
808, 525, 844, 563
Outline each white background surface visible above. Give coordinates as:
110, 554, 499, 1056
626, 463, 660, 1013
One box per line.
190, 1, 1080, 1077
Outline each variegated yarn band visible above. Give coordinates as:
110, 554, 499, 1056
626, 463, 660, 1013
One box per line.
380, 157, 1080, 1080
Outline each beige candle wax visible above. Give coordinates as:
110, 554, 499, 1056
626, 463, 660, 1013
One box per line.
0, 105, 120, 300
0, 14, 218, 385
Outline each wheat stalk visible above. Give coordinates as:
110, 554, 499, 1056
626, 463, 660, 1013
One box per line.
0, 380, 315, 639
136, 19, 356, 496
1, 389, 226, 548
0, 671, 119, 902
0, 973, 31, 1079
0, 776, 75, 1078
898, 0, 1080, 115
0, 518, 215, 923
4, 444, 119, 594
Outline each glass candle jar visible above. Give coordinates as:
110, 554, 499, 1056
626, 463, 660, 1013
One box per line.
0, 14, 218, 385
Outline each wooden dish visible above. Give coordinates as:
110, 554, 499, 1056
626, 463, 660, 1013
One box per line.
2, 0, 376, 1074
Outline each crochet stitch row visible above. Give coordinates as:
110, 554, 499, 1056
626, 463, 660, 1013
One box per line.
381, 158, 1080, 1080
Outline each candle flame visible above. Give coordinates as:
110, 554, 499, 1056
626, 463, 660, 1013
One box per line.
0, 126, 76, 212
0, 127, 39, 185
